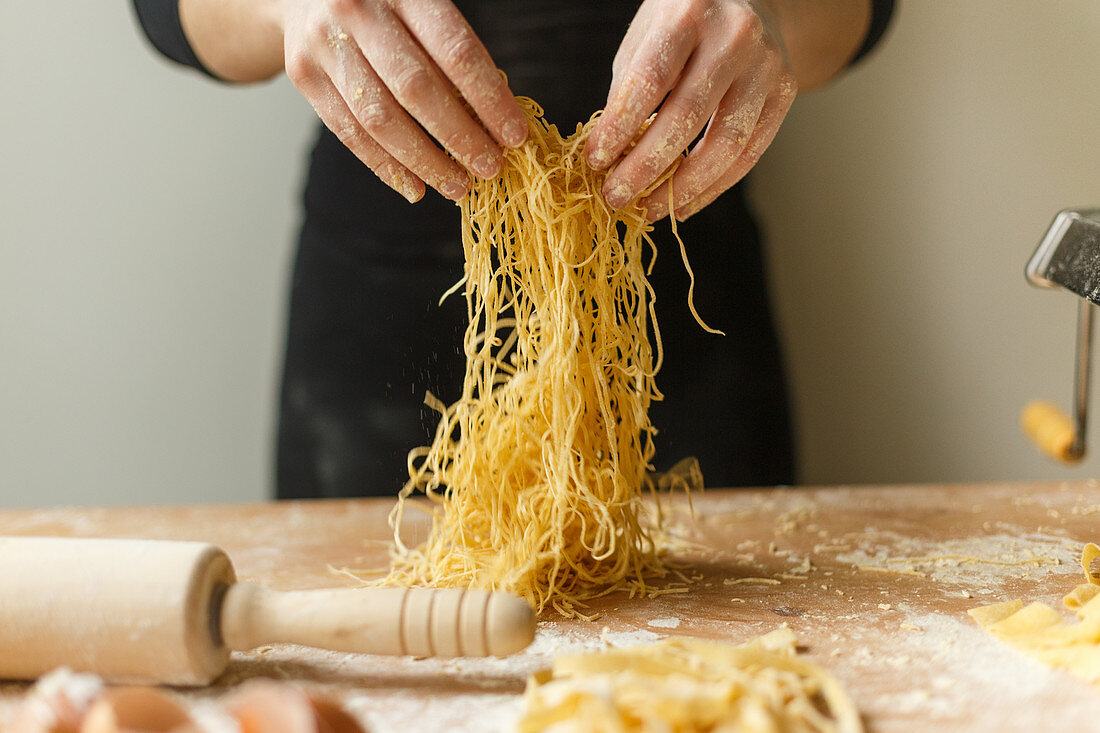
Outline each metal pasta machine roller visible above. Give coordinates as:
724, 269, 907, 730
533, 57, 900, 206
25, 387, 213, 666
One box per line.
1023, 208, 1100, 462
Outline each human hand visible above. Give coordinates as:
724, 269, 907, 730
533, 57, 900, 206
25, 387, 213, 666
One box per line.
585, 0, 797, 221
282, 0, 528, 202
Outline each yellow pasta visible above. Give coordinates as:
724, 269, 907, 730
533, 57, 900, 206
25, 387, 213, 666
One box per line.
518, 629, 863, 733
384, 98, 703, 617
968, 542, 1100, 688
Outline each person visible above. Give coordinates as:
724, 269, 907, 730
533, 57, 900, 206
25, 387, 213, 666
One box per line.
132, 0, 894, 499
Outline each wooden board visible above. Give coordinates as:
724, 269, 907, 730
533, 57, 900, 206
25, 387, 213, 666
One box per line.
1, 481, 1099, 731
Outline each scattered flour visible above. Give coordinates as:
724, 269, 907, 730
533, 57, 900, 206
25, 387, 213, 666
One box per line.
347, 691, 522, 733
860, 610, 1089, 726
835, 531, 1080, 586
601, 628, 665, 646
340, 622, 668, 733
646, 617, 682, 629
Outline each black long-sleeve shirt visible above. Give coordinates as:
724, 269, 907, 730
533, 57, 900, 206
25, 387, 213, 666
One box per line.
132, 0, 895, 498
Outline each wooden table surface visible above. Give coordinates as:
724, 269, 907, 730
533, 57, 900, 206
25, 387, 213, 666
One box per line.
1, 481, 1098, 731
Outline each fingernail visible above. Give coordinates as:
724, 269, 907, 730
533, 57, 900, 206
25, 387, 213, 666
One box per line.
675, 204, 698, 221
604, 182, 630, 209
389, 169, 421, 204
399, 181, 421, 204
589, 147, 611, 170
442, 179, 467, 200
503, 119, 527, 147
472, 153, 500, 179
640, 199, 663, 222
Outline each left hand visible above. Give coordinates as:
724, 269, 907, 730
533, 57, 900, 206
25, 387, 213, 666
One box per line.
585, 0, 797, 221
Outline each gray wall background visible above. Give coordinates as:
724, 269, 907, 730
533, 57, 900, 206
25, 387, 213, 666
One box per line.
1, 3, 1098, 507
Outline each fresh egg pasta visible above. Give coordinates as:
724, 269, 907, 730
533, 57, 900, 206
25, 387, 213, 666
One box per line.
386, 98, 705, 617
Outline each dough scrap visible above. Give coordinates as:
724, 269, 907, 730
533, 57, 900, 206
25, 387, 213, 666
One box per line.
968, 542, 1100, 688
518, 628, 862, 732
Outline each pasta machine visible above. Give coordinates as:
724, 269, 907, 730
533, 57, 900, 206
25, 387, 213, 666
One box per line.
1023, 208, 1100, 462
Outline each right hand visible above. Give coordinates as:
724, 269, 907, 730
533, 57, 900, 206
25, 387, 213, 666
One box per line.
282, 0, 528, 202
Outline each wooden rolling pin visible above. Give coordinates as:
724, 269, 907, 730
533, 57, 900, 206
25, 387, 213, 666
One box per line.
0, 536, 535, 686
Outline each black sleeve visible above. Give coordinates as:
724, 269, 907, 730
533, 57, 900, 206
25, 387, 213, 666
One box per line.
850, 0, 896, 65
131, 0, 218, 79
131, 0, 895, 81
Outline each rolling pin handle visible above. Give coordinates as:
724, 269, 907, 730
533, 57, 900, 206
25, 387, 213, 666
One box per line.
218, 584, 534, 658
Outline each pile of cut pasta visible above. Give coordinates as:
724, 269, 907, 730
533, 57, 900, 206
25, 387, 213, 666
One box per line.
518, 629, 863, 733
968, 542, 1100, 688
385, 98, 702, 617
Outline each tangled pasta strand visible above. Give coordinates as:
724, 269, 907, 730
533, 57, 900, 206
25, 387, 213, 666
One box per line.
386, 98, 704, 617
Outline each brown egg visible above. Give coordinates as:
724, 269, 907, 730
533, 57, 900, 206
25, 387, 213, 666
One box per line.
79, 687, 197, 733
305, 695, 364, 733
223, 681, 314, 733
224, 680, 364, 733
